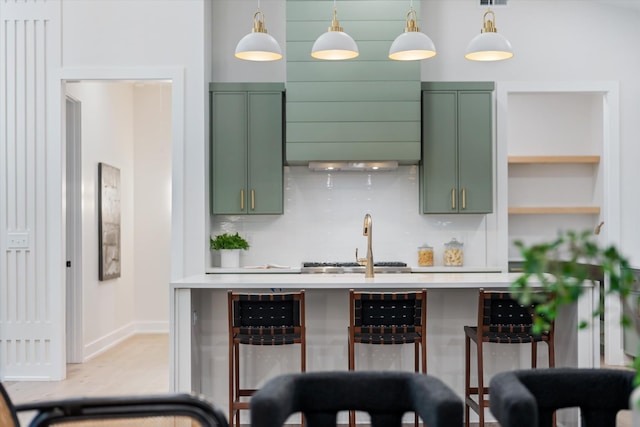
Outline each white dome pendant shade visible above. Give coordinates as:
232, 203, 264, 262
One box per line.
235, 9, 282, 61
389, 7, 436, 61
311, 7, 359, 60
465, 8, 513, 61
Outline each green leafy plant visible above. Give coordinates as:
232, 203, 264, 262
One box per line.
210, 232, 249, 251
510, 229, 638, 379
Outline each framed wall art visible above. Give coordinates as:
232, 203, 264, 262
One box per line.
98, 162, 121, 280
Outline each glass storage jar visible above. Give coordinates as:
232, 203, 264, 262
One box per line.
444, 238, 464, 266
417, 244, 434, 266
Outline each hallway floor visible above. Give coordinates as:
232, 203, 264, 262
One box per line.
4, 334, 170, 404
2, 334, 634, 426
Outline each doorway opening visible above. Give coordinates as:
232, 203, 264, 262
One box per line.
64, 80, 173, 364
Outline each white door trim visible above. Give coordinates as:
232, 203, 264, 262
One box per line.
59, 67, 185, 374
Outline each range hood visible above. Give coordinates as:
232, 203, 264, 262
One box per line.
285, 0, 421, 166
308, 161, 399, 171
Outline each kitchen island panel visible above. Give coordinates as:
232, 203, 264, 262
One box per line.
171, 274, 597, 426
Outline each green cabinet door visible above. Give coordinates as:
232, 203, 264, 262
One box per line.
212, 91, 248, 214
421, 83, 493, 214
247, 92, 283, 214
421, 91, 459, 213
211, 84, 284, 215
457, 91, 493, 214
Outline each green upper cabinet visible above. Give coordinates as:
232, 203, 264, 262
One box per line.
420, 82, 494, 214
210, 83, 284, 215
285, 0, 421, 163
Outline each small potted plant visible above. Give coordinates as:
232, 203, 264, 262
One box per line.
210, 232, 250, 268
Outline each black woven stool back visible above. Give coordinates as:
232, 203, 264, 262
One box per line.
479, 290, 551, 343
353, 292, 424, 335
227, 291, 306, 427
230, 292, 304, 345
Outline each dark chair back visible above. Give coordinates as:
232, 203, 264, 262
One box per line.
250, 371, 462, 427
489, 368, 635, 427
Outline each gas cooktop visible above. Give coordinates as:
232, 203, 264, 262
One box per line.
301, 261, 410, 274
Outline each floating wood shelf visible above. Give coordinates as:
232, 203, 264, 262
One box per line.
508, 206, 601, 215
508, 155, 601, 164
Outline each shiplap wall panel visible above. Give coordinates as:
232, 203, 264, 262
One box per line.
287, 61, 418, 81
287, 101, 420, 122
286, 0, 421, 163
288, 121, 419, 142
1, 0, 63, 380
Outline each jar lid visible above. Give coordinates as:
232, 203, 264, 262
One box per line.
419, 243, 432, 249
445, 238, 463, 247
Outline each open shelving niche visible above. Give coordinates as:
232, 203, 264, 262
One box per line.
497, 82, 622, 368
503, 91, 606, 262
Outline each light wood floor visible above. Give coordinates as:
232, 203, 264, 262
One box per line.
4, 333, 170, 404
2, 334, 634, 426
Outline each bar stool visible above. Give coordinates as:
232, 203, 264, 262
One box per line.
348, 289, 427, 427
464, 288, 555, 427
227, 290, 306, 427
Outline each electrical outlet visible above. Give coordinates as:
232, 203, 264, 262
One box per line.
7, 232, 30, 249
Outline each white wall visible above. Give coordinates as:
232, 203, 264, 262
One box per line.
133, 83, 172, 329
66, 81, 172, 358
62, 0, 208, 279
420, 0, 640, 265
66, 82, 137, 355
211, 0, 640, 267
2, 0, 640, 380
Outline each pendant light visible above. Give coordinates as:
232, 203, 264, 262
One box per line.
389, 4, 436, 61
235, 6, 282, 62
311, 1, 358, 60
465, 1, 513, 61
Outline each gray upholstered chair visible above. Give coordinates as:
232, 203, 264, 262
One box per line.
250, 371, 463, 427
489, 368, 635, 427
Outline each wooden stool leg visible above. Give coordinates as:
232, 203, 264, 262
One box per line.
414, 341, 420, 427
229, 342, 235, 427
234, 343, 240, 427
464, 335, 471, 427
348, 335, 355, 427
477, 340, 484, 427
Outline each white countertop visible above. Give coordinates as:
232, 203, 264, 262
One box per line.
204, 266, 503, 274
171, 271, 534, 290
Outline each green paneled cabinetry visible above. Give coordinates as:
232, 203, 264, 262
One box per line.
210, 83, 284, 215
285, 0, 421, 163
420, 82, 494, 214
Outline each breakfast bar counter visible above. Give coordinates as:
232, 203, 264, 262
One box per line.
170, 272, 598, 424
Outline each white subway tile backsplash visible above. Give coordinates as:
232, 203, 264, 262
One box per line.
210, 166, 494, 269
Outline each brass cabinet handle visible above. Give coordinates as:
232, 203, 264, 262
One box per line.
251, 189, 255, 210
451, 188, 456, 210
461, 188, 466, 210
240, 189, 244, 211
